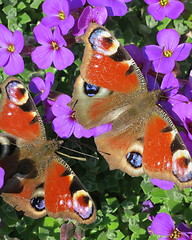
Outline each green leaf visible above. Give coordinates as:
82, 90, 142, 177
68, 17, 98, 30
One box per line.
157, 17, 172, 30
30, 0, 43, 9
19, 12, 31, 24
145, 14, 158, 28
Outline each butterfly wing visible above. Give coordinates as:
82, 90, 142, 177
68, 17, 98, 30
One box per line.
142, 107, 192, 189
0, 77, 45, 141
1, 154, 96, 223
71, 24, 192, 189
44, 156, 96, 224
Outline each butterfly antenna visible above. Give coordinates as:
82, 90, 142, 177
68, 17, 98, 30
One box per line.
57, 150, 87, 161
57, 145, 99, 160
71, 99, 78, 111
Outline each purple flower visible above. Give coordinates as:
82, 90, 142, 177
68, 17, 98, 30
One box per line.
124, 44, 150, 76
172, 101, 192, 141
0, 24, 24, 75
43, 91, 63, 123
87, 0, 131, 16
68, 0, 86, 10
150, 212, 190, 240
75, 6, 107, 36
178, 223, 192, 236
184, 70, 192, 101
180, 132, 192, 156
0, 167, 5, 189
43, 99, 55, 123
147, 72, 181, 122
51, 94, 111, 138
41, 0, 74, 35
150, 179, 175, 190
31, 23, 74, 70
142, 29, 192, 74
29, 72, 54, 105
144, 0, 184, 21
142, 200, 154, 212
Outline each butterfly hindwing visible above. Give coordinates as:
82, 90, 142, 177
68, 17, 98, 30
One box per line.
45, 157, 96, 224
143, 107, 192, 189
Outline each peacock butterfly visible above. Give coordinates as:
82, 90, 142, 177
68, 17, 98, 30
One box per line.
0, 77, 96, 224
70, 23, 192, 190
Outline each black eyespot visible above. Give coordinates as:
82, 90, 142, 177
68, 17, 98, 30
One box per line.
17, 158, 37, 176
30, 197, 45, 211
126, 152, 142, 168
84, 82, 100, 97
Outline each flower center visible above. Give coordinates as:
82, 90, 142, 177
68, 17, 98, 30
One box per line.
159, 0, 169, 7
71, 111, 76, 119
51, 41, 59, 50
163, 49, 173, 57
7, 43, 15, 53
170, 228, 181, 239
58, 11, 65, 20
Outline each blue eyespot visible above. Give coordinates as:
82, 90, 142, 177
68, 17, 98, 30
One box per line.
31, 197, 45, 211
126, 152, 142, 168
84, 82, 100, 97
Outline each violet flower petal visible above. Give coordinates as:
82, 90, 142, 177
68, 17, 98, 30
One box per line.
33, 24, 53, 45
68, 0, 86, 9
106, 0, 128, 16
150, 179, 174, 190
152, 57, 175, 74
52, 116, 75, 138
53, 27, 67, 46
53, 47, 74, 70
58, 15, 75, 35
13, 30, 24, 53
157, 29, 180, 50
0, 24, 12, 46
142, 45, 162, 61
93, 123, 112, 137
4, 53, 24, 75
52, 95, 71, 116
161, 72, 179, 97
147, 3, 165, 21
151, 212, 174, 236
172, 43, 192, 61
0, 167, 5, 188
0, 48, 10, 67
164, 0, 184, 19
29, 77, 45, 94
41, 15, 62, 28
31, 46, 53, 69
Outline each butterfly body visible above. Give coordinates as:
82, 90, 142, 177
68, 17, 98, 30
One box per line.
0, 77, 96, 224
71, 23, 192, 190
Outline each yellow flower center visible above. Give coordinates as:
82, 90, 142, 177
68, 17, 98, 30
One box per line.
169, 228, 181, 239
51, 41, 59, 50
7, 43, 15, 53
58, 11, 65, 20
163, 49, 173, 57
159, 0, 169, 7
71, 111, 76, 119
